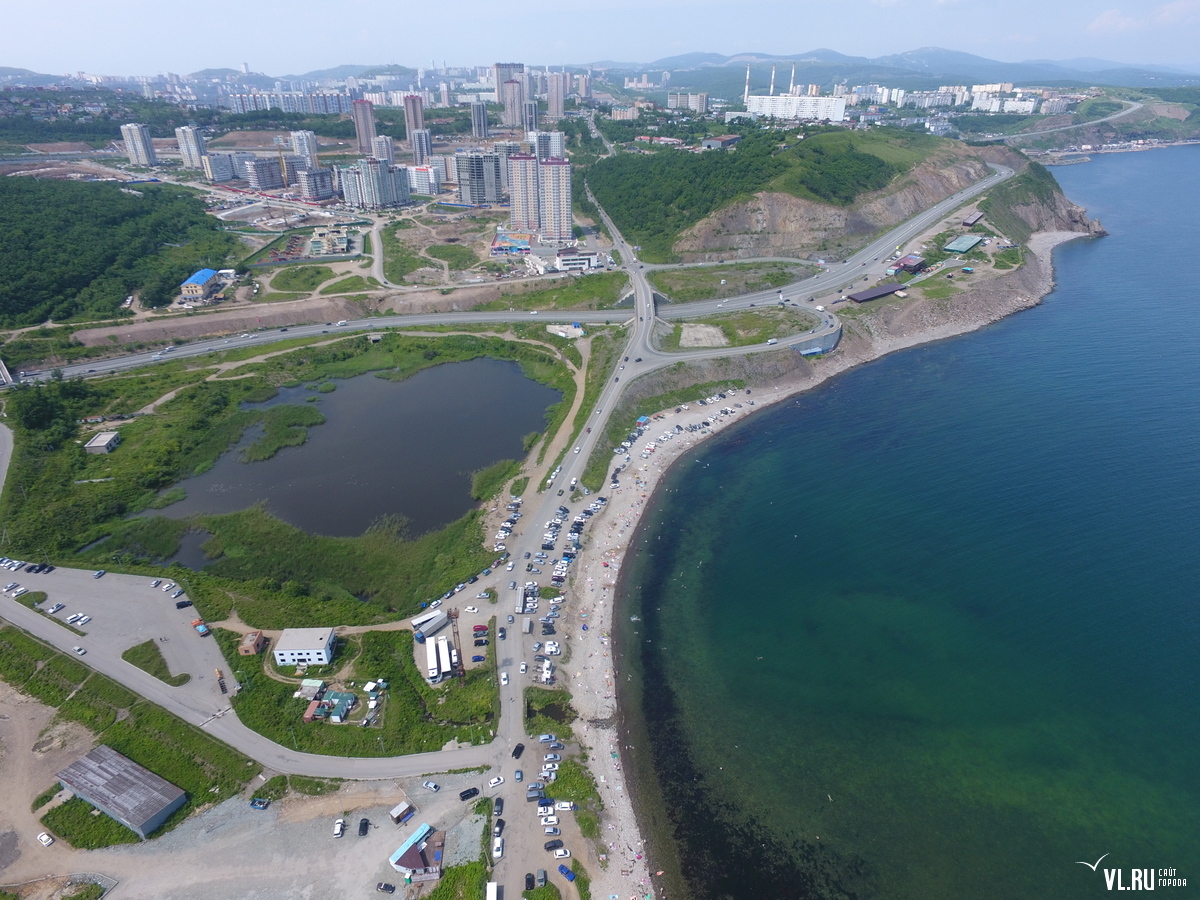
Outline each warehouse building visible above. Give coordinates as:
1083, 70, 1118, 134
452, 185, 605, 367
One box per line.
56, 746, 186, 839
273, 627, 336, 667
848, 283, 906, 303
944, 235, 984, 254
84, 432, 122, 455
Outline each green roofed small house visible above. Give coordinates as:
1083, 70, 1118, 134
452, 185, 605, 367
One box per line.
180, 268, 220, 300
943, 235, 984, 254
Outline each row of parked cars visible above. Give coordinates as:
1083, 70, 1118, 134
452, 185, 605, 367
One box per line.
1, 557, 55, 574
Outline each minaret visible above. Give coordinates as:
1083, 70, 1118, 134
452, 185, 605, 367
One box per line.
769, 65, 776, 96
744, 64, 751, 104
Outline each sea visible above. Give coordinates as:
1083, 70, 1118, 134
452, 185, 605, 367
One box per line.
617, 145, 1200, 900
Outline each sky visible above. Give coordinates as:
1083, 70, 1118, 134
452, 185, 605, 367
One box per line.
3, 0, 1199, 76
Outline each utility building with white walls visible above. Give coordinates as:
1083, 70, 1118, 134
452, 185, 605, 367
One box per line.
273, 627, 337, 667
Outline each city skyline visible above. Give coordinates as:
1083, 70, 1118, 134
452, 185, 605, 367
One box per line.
3, 0, 1199, 77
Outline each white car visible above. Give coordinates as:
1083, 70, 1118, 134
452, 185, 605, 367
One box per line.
520, 662, 528, 674
476, 593, 489, 599
541, 815, 559, 826
36, 832, 54, 847
541, 763, 559, 772
501, 672, 509, 685
333, 818, 345, 838
554, 848, 571, 859
465, 605, 478, 613
489, 776, 505, 788
555, 801, 575, 811
544, 754, 561, 762
492, 836, 504, 860
162, 582, 175, 592
71, 646, 86, 656
76, 615, 91, 626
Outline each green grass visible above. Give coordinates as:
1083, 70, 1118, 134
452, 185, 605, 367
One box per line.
215, 627, 499, 756
319, 275, 381, 294
548, 759, 603, 840
511, 476, 530, 496
558, 329, 623, 471
471, 459, 522, 501
648, 263, 810, 302
31, 783, 61, 812
41, 796, 140, 849
524, 686, 576, 741
255, 774, 289, 800
663, 306, 820, 349
571, 861, 593, 900
381, 225, 433, 280
120, 640, 191, 686
424, 861, 489, 900
524, 885, 563, 900
978, 163, 1063, 244
472, 272, 629, 312
991, 246, 1023, 270
427, 244, 478, 270
270, 265, 336, 292
289, 775, 342, 795
65, 885, 105, 900
916, 279, 961, 301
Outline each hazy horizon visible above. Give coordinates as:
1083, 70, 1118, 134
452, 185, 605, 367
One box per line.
3, 0, 1199, 78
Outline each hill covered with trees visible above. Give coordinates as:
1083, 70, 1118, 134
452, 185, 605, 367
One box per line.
0, 179, 240, 327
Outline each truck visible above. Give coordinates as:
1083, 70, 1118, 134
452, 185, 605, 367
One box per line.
436, 636, 454, 678
522, 617, 533, 635
191, 619, 210, 637
426, 641, 440, 682
413, 610, 449, 643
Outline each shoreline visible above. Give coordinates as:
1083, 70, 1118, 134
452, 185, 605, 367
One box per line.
560, 227, 1089, 900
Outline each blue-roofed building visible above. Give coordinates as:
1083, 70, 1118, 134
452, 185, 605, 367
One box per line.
389, 822, 444, 882
180, 268, 220, 300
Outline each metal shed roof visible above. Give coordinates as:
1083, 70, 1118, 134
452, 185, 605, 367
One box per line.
943, 235, 984, 253
848, 283, 904, 303
57, 745, 185, 829
180, 268, 218, 287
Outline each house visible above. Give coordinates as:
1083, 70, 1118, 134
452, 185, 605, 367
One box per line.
84, 432, 121, 454
272, 627, 336, 667
237, 631, 266, 656
389, 822, 445, 882
56, 746, 186, 839
180, 268, 220, 300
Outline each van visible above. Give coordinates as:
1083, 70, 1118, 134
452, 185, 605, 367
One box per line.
336, 320, 348, 326
766, 338, 778, 345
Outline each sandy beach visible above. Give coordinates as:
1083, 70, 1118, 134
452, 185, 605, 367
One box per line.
558, 228, 1087, 900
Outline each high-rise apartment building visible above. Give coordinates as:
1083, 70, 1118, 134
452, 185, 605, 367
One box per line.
439, 83, 451, 107
202, 151, 256, 183
537, 158, 573, 242
405, 165, 442, 196
339, 157, 410, 209
456, 153, 502, 204
493, 140, 521, 189
494, 63, 525, 126
410, 128, 433, 165
174, 126, 206, 168
507, 154, 540, 233
522, 101, 540, 134
547, 72, 570, 119
403, 95, 425, 141
528, 131, 566, 161
372, 135, 395, 165
576, 74, 591, 99
244, 158, 284, 191
120, 123, 157, 166
471, 101, 489, 139
351, 99, 377, 153
298, 168, 335, 201
290, 130, 319, 169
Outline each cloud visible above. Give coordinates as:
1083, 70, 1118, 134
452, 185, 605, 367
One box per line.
1154, 0, 1200, 22
1086, 8, 1140, 33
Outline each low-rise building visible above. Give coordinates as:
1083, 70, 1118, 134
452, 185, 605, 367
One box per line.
180, 268, 220, 300
389, 822, 445, 881
56, 746, 186, 839
309, 227, 351, 255
701, 135, 742, 150
273, 627, 336, 667
238, 631, 266, 656
85, 432, 121, 455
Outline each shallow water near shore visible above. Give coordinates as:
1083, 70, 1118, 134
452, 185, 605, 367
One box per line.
618, 145, 1200, 899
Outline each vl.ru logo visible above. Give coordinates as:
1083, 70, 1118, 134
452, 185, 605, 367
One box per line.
1077, 855, 1188, 890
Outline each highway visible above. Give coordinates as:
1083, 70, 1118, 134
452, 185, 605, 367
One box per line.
2, 153, 1015, 781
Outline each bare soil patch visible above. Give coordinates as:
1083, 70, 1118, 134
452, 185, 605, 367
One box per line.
678, 324, 729, 347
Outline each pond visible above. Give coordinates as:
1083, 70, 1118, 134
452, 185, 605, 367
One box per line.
151, 358, 560, 538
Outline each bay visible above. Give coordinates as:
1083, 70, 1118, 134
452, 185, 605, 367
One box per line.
619, 146, 1200, 899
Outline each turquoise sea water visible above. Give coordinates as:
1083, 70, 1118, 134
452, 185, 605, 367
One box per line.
618, 146, 1200, 899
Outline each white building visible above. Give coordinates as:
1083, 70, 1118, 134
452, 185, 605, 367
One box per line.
273, 628, 336, 666
291, 130, 319, 169
174, 126, 206, 169
507, 153, 541, 233
537, 157, 572, 242
405, 165, 442, 196
372, 135, 396, 165
744, 95, 846, 121
120, 123, 157, 166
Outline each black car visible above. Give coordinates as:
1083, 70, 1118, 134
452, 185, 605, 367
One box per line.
544, 839, 564, 851
512, 742, 525, 759
526, 873, 536, 891
494, 797, 504, 816
459, 787, 480, 801
474, 638, 489, 647
377, 884, 396, 894
358, 818, 370, 836
493, 817, 505, 836
175, 599, 193, 609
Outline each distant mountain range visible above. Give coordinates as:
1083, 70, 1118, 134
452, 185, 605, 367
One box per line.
636, 47, 1200, 89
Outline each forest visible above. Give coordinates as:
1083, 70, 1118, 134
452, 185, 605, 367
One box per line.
587, 128, 914, 262
0, 178, 240, 326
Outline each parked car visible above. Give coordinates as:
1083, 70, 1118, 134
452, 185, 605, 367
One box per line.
512, 742, 525, 759
494, 798, 504, 816
459, 787, 480, 801
514, 770, 524, 782
492, 836, 504, 860
544, 826, 561, 836
37, 832, 54, 847
376, 883, 396, 894
544, 754, 561, 762
544, 839, 563, 851
333, 818, 345, 838
554, 848, 572, 859
558, 863, 576, 882
72, 646, 86, 656
423, 781, 440, 792
92, 570, 105, 579
358, 817, 370, 836
541, 814, 559, 826
489, 776, 504, 788
537, 869, 547, 888
525, 873, 536, 891
493, 817, 505, 836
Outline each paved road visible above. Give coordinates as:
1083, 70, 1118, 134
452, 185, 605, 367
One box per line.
978, 100, 1144, 143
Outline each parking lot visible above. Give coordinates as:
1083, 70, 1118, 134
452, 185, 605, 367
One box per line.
1, 566, 230, 723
